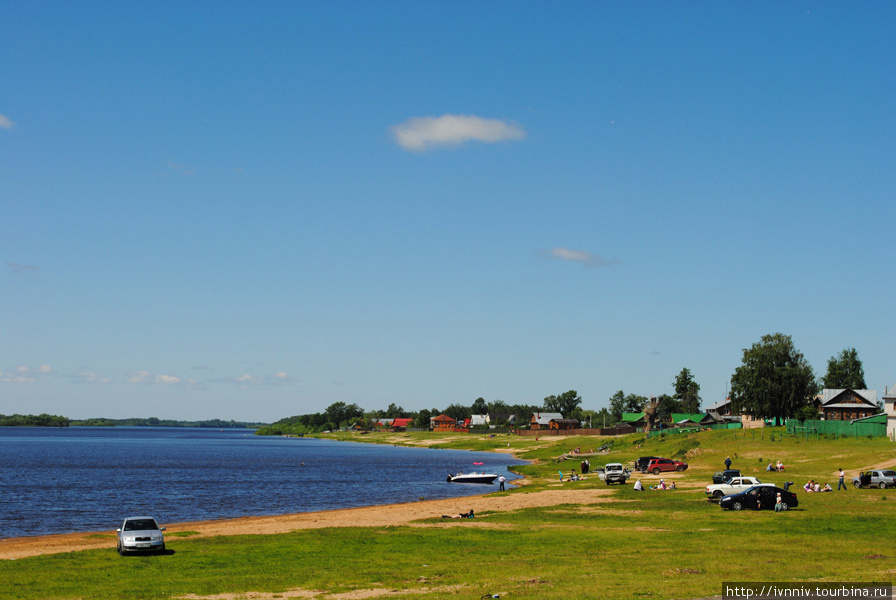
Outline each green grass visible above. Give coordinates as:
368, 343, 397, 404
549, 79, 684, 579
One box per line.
3, 428, 895, 599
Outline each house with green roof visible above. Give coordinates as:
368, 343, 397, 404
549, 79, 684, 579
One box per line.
620, 413, 647, 429
670, 413, 712, 427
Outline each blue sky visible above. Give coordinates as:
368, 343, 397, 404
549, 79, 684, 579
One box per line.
2, 2, 894, 422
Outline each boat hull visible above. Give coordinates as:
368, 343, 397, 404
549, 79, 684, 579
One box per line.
447, 473, 498, 484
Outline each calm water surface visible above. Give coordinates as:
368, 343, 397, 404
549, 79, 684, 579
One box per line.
0, 427, 526, 538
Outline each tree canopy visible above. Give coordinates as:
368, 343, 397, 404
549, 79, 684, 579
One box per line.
674, 368, 702, 413
822, 348, 867, 390
729, 333, 817, 425
543, 390, 582, 418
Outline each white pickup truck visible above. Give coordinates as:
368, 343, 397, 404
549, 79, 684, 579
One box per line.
705, 476, 771, 499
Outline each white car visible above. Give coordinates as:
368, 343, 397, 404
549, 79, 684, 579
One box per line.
117, 516, 166, 555
705, 477, 772, 499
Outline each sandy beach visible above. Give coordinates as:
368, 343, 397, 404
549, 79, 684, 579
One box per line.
0, 484, 621, 560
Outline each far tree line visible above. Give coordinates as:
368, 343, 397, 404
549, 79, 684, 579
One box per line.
260, 335, 873, 435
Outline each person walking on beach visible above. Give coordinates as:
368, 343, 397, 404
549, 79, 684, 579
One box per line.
498, 475, 506, 491
725, 456, 732, 470
838, 468, 846, 491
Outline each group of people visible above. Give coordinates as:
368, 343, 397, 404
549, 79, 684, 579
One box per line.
562, 469, 586, 481
803, 480, 833, 493
766, 460, 785, 472
633, 479, 675, 491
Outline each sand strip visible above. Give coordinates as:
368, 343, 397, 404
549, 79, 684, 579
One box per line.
0, 487, 615, 560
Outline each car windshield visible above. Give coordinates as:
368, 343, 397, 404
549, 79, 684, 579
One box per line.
124, 519, 159, 531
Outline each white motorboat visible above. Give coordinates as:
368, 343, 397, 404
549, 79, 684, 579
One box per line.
447, 472, 498, 484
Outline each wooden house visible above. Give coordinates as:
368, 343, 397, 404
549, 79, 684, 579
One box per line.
430, 414, 456, 431
819, 389, 878, 421
530, 412, 563, 430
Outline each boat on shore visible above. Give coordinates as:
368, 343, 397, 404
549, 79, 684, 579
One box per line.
447, 472, 498, 484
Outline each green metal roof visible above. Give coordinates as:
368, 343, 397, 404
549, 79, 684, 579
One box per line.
621, 413, 646, 423
671, 413, 709, 424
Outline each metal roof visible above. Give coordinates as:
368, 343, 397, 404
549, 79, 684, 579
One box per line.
821, 389, 877, 405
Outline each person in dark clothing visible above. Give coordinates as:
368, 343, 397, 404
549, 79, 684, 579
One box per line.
725, 456, 732, 470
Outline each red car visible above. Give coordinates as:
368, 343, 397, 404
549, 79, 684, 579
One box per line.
646, 458, 688, 475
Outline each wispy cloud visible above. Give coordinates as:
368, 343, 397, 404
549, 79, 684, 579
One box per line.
127, 370, 151, 383
72, 371, 111, 384
542, 247, 620, 268
1, 364, 51, 383
391, 114, 525, 152
127, 370, 180, 385
165, 160, 195, 177
4, 262, 39, 274
229, 372, 292, 387
0, 114, 13, 130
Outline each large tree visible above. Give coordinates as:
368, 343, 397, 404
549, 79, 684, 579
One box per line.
729, 333, 817, 426
470, 397, 489, 415
674, 368, 702, 413
609, 390, 626, 423
822, 348, 867, 390
623, 393, 647, 413
543, 390, 582, 418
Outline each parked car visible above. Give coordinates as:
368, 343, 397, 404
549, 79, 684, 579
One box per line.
706, 476, 770, 499
646, 458, 688, 475
117, 516, 166, 555
635, 456, 662, 472
601, 463, 630, 485
712, 469, 741, 484
852, 470, 896, 489
719, 486, 798, 511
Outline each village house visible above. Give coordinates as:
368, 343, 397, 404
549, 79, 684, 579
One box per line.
390, 418, 414, 430
670, 413, 713, 427
530, 412, 563, 430
818, 389, 878, 421
548, 418, 580, 430
430, 414, 456, 431
487, 412, 517, 428
470, 414, 488, 428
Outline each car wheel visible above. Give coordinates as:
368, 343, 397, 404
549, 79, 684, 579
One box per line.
713, 491, 724, 499
732, 501, 743, 511
652, 468, 661, 475
117, 544, 124, 555
880, 482, 887, 489
854, 481, 861, 489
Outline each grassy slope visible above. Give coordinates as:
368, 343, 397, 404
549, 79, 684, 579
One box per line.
2, 428, 894, 599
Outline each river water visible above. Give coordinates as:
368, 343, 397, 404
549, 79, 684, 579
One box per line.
0, 427, 526, 538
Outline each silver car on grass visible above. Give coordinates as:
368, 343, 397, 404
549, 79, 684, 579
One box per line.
117, 516, 166, 554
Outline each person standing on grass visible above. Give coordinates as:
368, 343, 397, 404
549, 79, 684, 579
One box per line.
838, 468, 846, 491
498, 475, 505, 491
725, 456, 732, 470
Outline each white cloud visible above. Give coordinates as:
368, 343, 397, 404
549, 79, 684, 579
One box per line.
391, 114, 525, 152
1, 373, 34, 383
16, 365, 29, 373
74, 372, 111, 384
0, 114, 13, 130
38, 364, 52, 373
273, 372, 287, 379
127, 370, 151, 383
236, 374, 258, 384
155, 374, 180, 384
542, 247, 620, 268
